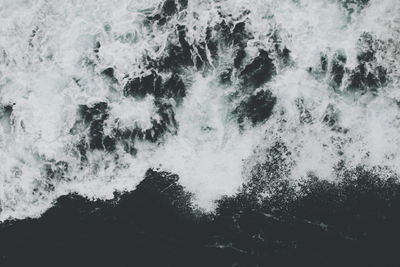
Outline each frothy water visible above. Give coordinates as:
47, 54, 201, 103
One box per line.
0, 0, 399, 221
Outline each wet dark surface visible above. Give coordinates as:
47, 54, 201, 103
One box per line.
1, 167, 400, 267
1, 1, 398, 267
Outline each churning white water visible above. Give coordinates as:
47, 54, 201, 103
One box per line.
0, 0, 399, 221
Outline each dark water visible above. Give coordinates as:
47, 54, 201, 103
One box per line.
2, 168, 400, 266
1, 0, 400, 266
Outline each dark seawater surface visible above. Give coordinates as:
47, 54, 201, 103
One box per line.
1, 0, 400, 266
2, 169, 400, 266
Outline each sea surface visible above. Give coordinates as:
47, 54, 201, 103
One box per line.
1, 0, 400, 266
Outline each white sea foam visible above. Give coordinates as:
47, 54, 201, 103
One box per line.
0, 0, 399, 221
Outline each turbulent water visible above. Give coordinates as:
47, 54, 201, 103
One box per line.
0, 0, 400, 221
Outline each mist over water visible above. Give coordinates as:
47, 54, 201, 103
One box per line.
0, 0, 400, 221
